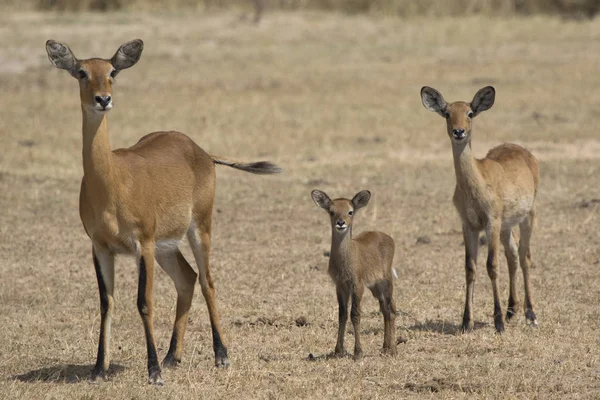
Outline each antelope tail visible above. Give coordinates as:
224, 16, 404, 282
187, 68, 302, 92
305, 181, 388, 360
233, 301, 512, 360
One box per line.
211, 155, 282, 175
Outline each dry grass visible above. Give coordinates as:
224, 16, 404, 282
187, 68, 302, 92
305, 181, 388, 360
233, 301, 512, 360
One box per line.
1, 9, 600, 399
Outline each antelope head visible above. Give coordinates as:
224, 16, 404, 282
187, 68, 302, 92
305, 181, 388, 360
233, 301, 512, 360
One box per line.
46, 39, 144, 114
312, 190, 371, 235
421, 86, 495, 143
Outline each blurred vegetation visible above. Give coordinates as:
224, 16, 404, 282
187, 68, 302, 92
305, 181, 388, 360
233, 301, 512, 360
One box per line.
23, 0, 600, 18
37, 0, 122, 11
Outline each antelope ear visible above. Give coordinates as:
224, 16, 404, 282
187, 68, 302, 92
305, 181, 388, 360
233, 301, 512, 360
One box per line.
110, 39, 144, 74
421, 86, 447, 118
470, 86, 495, 117
46, 40, 79, 78
351, 190, 371, 211
311, 190, 332, 210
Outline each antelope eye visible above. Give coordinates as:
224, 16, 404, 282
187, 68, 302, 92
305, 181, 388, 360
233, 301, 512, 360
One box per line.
467, 111, 474, 118
348, 210, 353, 216
77, 70, 87, 79
444, 111, 450, 119
110, 69, 118, 78
329, 211, 334, 216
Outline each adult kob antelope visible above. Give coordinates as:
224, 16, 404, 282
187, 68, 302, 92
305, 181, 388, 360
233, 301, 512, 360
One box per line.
46, 39, 281, 385
421, 86, 539, 333
311, 190, 397, 358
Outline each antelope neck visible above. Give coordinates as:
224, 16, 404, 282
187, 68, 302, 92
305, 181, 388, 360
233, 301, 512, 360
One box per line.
452, 139, 484, 191
330, 228, 354, 268
81, 108, 115, 200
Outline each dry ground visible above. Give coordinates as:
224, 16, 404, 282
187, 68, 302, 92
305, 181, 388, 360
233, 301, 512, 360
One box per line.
0, 9, 599, 399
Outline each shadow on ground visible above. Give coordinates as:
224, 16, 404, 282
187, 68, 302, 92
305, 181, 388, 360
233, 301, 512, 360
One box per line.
14, 364, 126, 384
408, 319, 489, 335
305, 351, 356, 362
394, 377, 483, 394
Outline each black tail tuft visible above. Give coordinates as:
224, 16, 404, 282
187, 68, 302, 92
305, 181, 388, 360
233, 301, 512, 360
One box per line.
212, 157, 282, 175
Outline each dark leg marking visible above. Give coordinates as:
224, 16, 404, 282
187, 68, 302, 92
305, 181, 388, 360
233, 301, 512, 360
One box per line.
334, 287, 349, 356
211, 324, 229, 366
138, 256, 161, 381
487, 249, 505, 333
525, 309, 538, 325
163, 334, 180, 368
462, 255, 476, 333
493, 300, 504, 333
92, 252, 108, 380
506, 296, 517, 321
350, 292, 362, 358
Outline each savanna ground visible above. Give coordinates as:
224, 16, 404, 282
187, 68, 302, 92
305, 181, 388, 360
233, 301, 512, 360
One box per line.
0, 8, 599, 399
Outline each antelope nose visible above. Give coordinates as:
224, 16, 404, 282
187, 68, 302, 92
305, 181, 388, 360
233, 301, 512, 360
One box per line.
453, 128, 465, 136
95, 95, 112, 108
336, 219, 345, 227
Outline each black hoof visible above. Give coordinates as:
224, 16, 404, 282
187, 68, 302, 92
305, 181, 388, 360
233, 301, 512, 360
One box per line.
461, 322, 471, 333
461, 314, 472, 333
162, 355, 181, 369
215, 347, 230, 368
494, 308, 505, 333
494, 320, 505, 333
382, 346, 397, 356
90, 368, 106, 382
148, 371, 164, 386
525, 310, 538, 327
506, 308, 517, 321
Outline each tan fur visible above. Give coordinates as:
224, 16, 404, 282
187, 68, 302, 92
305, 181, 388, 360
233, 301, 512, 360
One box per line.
46, 39, 280, 384
421, 86, 539, 333
312, 190, 397, 357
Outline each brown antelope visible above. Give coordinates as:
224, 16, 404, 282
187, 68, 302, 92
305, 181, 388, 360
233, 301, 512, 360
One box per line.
420, 86, 539, 333
311, 190, 397, 358
45, 39, 281, 385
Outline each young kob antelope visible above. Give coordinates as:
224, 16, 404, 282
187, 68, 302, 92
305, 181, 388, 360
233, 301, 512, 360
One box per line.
312, 190, 397, 358
421, 86, 539, 333
46, 39, 281, 385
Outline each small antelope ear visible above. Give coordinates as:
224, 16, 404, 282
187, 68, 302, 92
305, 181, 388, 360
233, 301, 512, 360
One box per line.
351, 190, 371, 210
471, 86, 495, 117
421, 86, 447, 118
311, 190, 332, 210
46, 40, 79, 77
110, 39, 144, 73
